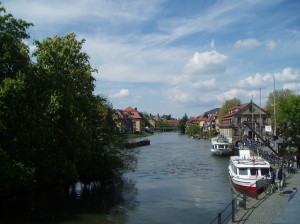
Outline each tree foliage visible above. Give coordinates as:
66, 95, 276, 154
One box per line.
0, 6, 33, 83
0, 4, 136, 195
265, 89, 295, 131
186, 124, 199, 135
178, 113, 188, 134
218, 98, 241, 123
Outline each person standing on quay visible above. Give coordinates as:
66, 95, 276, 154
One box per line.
277, 165, 284, 194
296, 152, 300, 168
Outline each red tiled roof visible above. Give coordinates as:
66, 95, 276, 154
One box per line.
122, 106, 142, 119
196, 114, 208, 121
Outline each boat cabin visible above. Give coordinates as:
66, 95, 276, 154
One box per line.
212, 144, 230, 150
230, 150, 271, 178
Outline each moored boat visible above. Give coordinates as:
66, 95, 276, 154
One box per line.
211, 135, 232, 156
126, 139, 150, 148
228, 149, 271, 198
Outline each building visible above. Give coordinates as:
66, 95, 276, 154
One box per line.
219, 101, 271, 146
114, 106, 145, 133
195, 108, 220, 133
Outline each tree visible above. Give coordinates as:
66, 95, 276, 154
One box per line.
178, 113, 188, 134
276, 94, 300, 152
265, 89, 295, 134
0, 3, 138, 194
0, 5, 32, 83
186, 124, 199, 135
218, 98, 241, 123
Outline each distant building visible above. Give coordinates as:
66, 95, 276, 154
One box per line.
195, 108, 220, 133
114, 106, 145, 133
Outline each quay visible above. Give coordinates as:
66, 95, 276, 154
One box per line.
229, 167, 300, 224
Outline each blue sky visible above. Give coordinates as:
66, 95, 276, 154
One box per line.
4, 0, 300, 118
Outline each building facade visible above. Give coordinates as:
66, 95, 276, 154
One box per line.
219, 101, 271, 146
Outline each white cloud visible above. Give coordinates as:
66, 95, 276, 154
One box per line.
265, 40, 277, 50
185, 50, 227, 76
5, 0, 162, 26
236, 73, 266, 88
278, 67, 299, 81
234, 38, 261, 48
173, 92, 190, 103
109, 89, 130, 98
283, 83, 300, 90
235, 68, 300, 91
192, 79, 216, 89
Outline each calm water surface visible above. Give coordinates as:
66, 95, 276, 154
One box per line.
1, 132, 233, 223
124, 132, 232, 224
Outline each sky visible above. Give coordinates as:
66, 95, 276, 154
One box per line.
3, 0, 300, 118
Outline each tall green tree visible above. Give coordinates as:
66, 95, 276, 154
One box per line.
265, 89, 295, 134
218, 98, 241, 123
178, 113, 188, 134
0, 5, 32, 83
0, 3, 137, 193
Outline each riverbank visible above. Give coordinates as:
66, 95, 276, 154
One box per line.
229, 168, 300, 223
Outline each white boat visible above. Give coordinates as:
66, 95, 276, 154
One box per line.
228, 149, 271, 198
211, 135, 232, 156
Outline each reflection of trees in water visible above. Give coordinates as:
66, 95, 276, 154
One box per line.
0, 176, 137, 223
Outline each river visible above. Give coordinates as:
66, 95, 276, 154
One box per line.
0, 132, 233, 223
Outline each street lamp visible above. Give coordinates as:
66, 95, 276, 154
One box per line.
273, 75, 276, 136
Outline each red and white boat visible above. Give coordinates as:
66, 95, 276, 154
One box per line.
228, 150, 271, 198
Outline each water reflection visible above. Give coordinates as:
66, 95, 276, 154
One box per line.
0, 176, 138, 223
0, 133, 233, 223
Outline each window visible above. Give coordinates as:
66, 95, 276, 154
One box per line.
239, 168, 248, 175
231, 163, 237, 174
250, 168, 258, 176
261, 168, 270, 176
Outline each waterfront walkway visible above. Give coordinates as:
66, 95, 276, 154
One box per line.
229, 168, 300, 224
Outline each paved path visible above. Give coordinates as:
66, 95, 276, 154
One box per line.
229, 169, 300, 224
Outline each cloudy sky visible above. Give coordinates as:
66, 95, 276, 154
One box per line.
4, 0, 300, 118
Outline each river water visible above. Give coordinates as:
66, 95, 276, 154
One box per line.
0, 132, 233, 223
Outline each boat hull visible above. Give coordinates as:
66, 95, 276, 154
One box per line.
229, 176, 263, 198
211, 148, 232, 156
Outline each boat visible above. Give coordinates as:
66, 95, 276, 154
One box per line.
211, 135, 232, 156
228, 149, 271, 198
126, 139, 150, 148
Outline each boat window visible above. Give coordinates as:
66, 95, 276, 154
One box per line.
250, 168, 258, 176
239, 168, 248, 175
231, 163, 237, 174
261, 168, 270, 176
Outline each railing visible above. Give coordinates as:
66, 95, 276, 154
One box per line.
208, 183, 254, 224
209, 143, 291, 224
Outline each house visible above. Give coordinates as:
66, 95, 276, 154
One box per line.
114, 106, 145, 133
219, 101, 271, 145
123, 107, 144, 133
195, 108, 220, 133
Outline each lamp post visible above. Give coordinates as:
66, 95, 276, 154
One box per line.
273, 75, 276, 136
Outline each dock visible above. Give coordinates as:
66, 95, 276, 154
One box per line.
229, 168, 300, 224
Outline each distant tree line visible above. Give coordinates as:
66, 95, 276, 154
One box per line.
0, 4, 137, 197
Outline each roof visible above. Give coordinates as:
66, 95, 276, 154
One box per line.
123, 106, 142, 119
205, 108, 220, 115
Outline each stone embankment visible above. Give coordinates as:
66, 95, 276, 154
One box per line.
229, 168, 300, 224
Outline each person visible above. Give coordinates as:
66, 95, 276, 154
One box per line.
277, 164, 285, 194
296, 152, 300, 169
